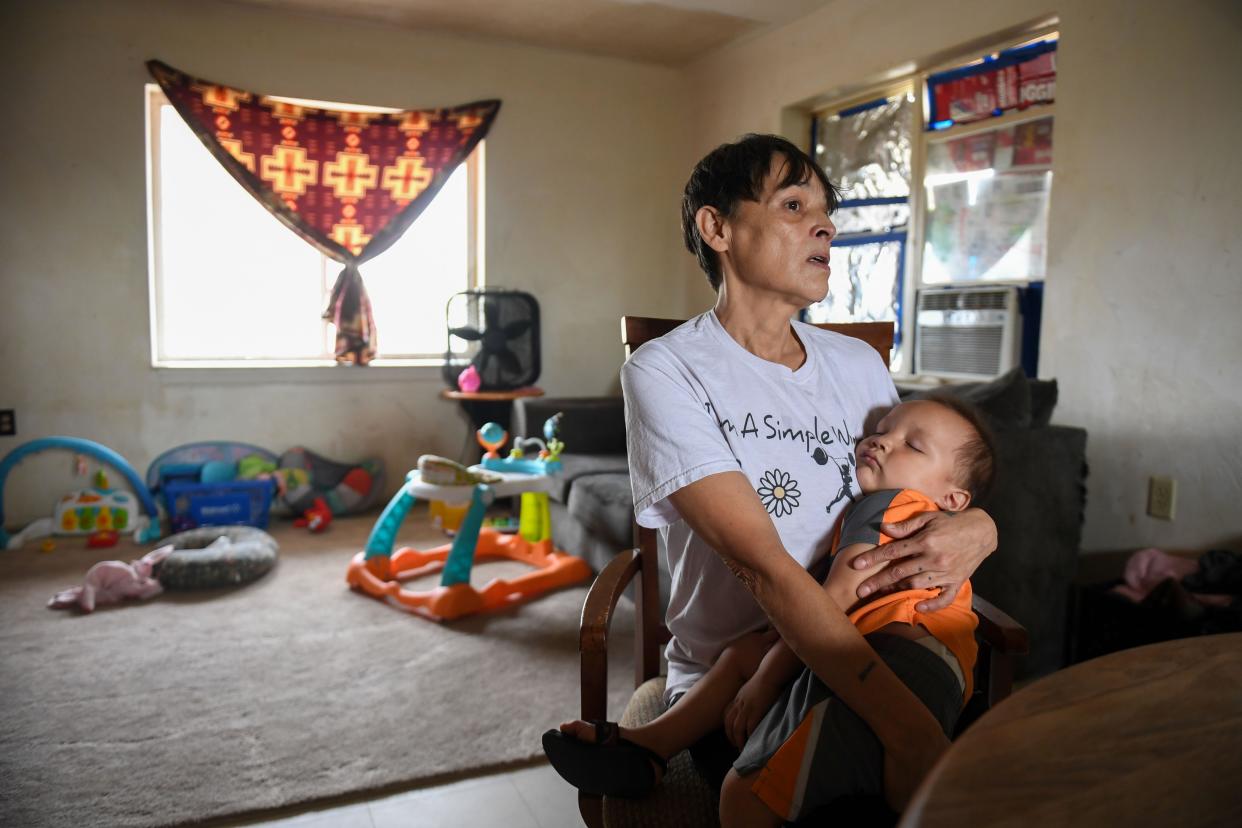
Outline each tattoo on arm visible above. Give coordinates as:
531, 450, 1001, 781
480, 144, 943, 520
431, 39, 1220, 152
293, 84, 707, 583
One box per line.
724, 558, 759, 592
858, 660, 877, 683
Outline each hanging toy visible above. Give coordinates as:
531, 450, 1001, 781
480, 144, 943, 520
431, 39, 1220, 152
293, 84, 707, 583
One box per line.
541, 412, 565, 462
476, 422, 508, 459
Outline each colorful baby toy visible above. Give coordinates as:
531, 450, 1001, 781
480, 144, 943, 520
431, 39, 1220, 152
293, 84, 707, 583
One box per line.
0, 437, 162, 549
294, 497, 333, 533
346, 415, 589, 621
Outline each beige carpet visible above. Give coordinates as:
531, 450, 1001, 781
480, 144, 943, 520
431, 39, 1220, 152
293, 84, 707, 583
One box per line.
0, 513, 635, 826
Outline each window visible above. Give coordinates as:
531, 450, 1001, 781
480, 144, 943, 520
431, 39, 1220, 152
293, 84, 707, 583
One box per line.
806, 31, 1057, 375
922, 116, 1053, 284
809, 92, 915, 371
145, 86, 483, 367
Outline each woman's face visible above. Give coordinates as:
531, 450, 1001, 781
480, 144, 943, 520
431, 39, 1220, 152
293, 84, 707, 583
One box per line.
719, 156, 837, 308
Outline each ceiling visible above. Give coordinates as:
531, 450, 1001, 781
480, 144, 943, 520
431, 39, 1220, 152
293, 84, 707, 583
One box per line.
223, 0, 836, 65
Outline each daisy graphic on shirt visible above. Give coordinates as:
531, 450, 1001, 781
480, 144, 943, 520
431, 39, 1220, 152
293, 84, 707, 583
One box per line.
757, 469, 800, 517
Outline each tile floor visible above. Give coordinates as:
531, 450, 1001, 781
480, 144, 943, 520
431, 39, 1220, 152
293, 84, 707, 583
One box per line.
234, 761, 581, 828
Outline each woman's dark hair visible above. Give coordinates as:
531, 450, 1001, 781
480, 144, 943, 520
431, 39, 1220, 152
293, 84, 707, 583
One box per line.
681, 134, 842, 290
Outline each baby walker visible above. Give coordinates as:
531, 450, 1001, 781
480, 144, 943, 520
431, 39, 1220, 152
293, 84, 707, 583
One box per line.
346, 415, 591, 621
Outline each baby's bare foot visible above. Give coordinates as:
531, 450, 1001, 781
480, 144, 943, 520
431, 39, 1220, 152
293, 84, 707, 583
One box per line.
559, 719, 597, 741
559, 720, 648, 748
558, 720, 666, 782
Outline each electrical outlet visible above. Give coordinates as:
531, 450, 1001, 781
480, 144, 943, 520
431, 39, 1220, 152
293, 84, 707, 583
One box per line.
1148, 475, 1177, 520
0, 409, 14, 437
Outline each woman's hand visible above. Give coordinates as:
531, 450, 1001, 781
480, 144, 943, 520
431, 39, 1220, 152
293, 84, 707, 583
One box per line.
724, 675, 782, 748
851, 508, 997, 611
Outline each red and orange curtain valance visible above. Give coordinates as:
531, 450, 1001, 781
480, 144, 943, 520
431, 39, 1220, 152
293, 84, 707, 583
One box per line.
147, 60, 501, 365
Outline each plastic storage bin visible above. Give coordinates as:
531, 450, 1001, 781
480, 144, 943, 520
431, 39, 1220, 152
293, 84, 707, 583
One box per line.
162, 479, 275, 530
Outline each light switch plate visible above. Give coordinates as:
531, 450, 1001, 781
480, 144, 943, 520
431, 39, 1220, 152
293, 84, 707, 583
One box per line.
1148, 476, 1177, 520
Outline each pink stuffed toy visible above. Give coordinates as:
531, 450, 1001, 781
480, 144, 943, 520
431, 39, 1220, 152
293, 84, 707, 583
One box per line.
48, 545, 174, 613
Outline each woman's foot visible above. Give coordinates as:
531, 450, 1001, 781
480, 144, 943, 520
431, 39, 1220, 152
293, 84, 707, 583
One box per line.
541, 720, 668, 798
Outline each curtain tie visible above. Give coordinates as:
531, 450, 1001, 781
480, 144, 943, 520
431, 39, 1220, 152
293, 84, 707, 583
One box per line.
325, 262, 377, 366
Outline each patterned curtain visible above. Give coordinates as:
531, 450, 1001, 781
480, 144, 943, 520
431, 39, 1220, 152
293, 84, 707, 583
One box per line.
147, 60, 501, 365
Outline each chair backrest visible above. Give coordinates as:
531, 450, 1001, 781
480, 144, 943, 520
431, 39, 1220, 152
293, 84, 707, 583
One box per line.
622, 315, 894, 367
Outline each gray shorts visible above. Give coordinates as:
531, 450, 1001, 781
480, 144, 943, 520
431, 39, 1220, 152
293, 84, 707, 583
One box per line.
734, 633, 963, 821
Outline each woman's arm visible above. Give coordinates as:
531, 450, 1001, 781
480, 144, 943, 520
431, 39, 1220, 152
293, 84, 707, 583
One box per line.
723, 541, 884, 746
824, 541, 888, 613
669, 472, 948, 809
746, 541, 883, 689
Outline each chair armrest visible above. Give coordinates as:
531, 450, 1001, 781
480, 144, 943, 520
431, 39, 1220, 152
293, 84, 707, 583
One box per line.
580, 548, 642, 722
973, 594, 1029, 655
973, 594, 1029, 708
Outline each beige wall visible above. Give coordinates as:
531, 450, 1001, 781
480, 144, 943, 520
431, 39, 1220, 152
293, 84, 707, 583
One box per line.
0, 0, 689, 524
682, 0, 1242, 550
4, 0, 1241, 552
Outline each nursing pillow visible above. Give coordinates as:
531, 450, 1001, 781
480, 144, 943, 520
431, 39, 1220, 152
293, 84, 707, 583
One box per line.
158, 526, 278, 590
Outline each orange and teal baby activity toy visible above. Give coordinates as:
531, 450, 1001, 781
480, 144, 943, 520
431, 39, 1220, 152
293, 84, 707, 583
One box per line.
346, 416, 590, 621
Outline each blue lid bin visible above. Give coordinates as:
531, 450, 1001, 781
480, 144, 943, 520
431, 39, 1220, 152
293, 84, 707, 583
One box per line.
163, 478, 275, 530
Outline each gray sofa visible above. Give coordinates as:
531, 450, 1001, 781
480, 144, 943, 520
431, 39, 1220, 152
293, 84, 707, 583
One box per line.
514, 369, 1087, 678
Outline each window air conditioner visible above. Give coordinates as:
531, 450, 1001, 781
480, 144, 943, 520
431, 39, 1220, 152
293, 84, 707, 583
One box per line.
915, 286, 1022, 379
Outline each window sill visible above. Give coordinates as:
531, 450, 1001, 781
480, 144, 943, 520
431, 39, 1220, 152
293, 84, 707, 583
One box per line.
891, 373, 962, 390
152, 359, 448, 385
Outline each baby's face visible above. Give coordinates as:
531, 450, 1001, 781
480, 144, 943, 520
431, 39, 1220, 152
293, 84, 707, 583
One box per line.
854, 400, 974, 507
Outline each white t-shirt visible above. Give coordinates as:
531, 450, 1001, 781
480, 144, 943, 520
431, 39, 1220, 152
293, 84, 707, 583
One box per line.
620, 310, 899, 701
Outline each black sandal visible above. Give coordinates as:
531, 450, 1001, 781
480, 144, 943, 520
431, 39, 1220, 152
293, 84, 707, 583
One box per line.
541, 721, 668, 799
